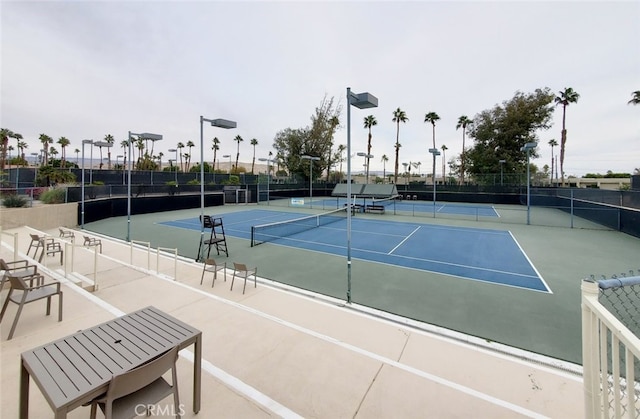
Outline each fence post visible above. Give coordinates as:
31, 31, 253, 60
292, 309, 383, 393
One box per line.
581, 279, 600, 419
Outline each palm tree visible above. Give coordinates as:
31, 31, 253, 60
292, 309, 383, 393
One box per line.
120, 140, 129, 169
381, 154, 389, 183
104, 134, 114, 169
424, 112, 440, 184
456, 115, 472, 184
440, 145, 448, 181
211, 137, 220, 171
234, 135, 244, 173
49, 146, 58, 163
186, 140, 195, 171
0, 128, 23, 171
548, 139, 558, 185
411, 161, 421, 178
157, 152, 164, 171
56, 137, 69, 168
554, 87, 580, 186
336, 144, 346, 176
363, 115, 377, 183
74, 148, 80, 165
135, 138, 144, 168
629, 91, 640, 105
392, 108, 408, 184
39, 134, 52, 165
18, 141, 28, 166
250, 138, 258, 174
176, 142, 185, 172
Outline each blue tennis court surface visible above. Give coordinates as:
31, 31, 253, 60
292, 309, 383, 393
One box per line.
160, 209, 549, 292
311, 198, 500, 217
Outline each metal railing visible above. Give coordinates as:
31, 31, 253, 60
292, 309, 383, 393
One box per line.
582, 274, 640, 418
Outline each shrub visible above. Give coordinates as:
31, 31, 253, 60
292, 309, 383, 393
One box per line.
2, 194, 28, 208
39, 188, 66, 204
186, 179, 200, 185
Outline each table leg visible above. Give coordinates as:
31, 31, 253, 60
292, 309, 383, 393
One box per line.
19, 361, 29, 419
193, 333, 202, 413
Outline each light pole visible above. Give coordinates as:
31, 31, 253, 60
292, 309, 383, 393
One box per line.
168, 148, 178, 184
127, 132, 162, 242
199, 116, 236, 260
301, 155, 320, 208
346, 87, 378, 304
520, 142, 536, 225
499, 159, 506, 186
428, 148, 440, 217
258, 157, 272, 205
81, 139, 93, 229
223, 154, 232, 174
357, 152, 373, 184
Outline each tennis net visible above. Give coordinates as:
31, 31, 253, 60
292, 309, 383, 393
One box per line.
251, 207, 348, 247
372, 195, 399, 206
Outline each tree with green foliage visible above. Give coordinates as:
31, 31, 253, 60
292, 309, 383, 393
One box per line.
273, 96, 342, 181
381, 154, 389, 182
363, 115, 377, 183
392, 108, 408, 184
186, 140, 195, 171
39, 134, 53, 165
554, 87, 580, 186
57, 137, 70, 168
548, 138, 558, 184
1, 128, 22, 172
465, 88, 555, 182
250, 138, 258, 174
211, 137, 220, 171
104, 134, 114, 169
424, 111, 440, 182
456, 115, 472, 184
233, 135, 244, 173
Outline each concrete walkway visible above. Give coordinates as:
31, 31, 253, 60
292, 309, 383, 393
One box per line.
1, 226, 583, 418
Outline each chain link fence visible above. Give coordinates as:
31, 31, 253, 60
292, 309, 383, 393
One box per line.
594, 272, 640, 418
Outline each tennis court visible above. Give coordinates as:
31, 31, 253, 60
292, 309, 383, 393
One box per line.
294, 197, 500, 217
160, 208, 548, 292
83, 202, 640, 364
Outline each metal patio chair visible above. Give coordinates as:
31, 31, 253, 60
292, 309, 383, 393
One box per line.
59, 228, 75, 242
230, 262, 257, 294
83, 235, 103, 253
0, 273, 63, 340
0, 258, 41, 289
200, 258, 226, 288
88, 346, 180, 419
26, 234, 64, 264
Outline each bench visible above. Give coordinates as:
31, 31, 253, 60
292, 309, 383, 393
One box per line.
365, 205, 385, 214
343, 203, 363, 214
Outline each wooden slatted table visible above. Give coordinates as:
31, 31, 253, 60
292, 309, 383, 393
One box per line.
20, 306, 202, 418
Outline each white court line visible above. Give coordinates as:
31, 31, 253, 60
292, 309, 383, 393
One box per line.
388, 225, 421, 254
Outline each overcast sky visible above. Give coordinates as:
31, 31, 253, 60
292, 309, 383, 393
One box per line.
2, 0, 638, 177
